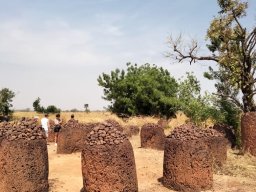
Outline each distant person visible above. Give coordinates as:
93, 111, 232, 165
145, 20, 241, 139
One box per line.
41, 114, 49, 138
0, 115, 9, 122
3, 115, 9, 122
33, 116, 39, 123
68, 114, 78, 123
54, 113, 62, 146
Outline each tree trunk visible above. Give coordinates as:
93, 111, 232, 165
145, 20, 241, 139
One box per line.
241, 79, 256, 112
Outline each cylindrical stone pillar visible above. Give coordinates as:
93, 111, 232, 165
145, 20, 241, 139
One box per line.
57, 120, 96, 154
212, 124, 236, 148
241, 112, 256, 156
140, 123, 165, 150
124, 125, 140, 138
0, 119, 48, 192
157, 118, 169, 129
207, 135, 227, 167
163, 124, 213, 191
81, 122, 138, 192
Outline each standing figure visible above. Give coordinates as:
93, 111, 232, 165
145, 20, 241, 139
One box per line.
3, 115, 9, 122
54, 113, 62, 146
41, 114, 49, 138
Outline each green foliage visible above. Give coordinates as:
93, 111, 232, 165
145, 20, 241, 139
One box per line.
206, 0, 255, 112
0, 88, 15, 116
204, 66, 242, 123
215, 98, 241, 147
33, 97, 45, 113
32, 97, 61, 114
178, 73, 219, 125
98, 63, 179, 118
218, 99, 240, 127
46, 105, 61, 114
169, 0, 256, 112
204, 66, 242, 146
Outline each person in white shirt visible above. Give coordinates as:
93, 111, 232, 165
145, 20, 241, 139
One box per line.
41, 114, 49, 138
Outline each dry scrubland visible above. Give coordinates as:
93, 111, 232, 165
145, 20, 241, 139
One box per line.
13, 111, 189, 128
13, 111, 256, 192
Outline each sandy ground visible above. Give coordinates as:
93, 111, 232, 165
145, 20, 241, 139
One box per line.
49, 135, 256, 192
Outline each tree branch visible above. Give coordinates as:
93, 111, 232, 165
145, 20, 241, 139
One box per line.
250, 90, 256, 97
252, 65, 256, 76
213, 93, 243, 111
168, 35, 219, 64
172, 44, 218, 64
248, 35, 256, 54
246, 28, 256, 53
232, 9, 245, 33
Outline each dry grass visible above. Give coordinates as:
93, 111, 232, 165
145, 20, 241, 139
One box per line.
13, 111, 158, 126
215, 150, 256, 179
12, 111, 217, 138
13, 111, 188, 128
13, 111, 121, 123
167, 111, 188, 129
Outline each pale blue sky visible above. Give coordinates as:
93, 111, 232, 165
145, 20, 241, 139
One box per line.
0, 0, 255, 110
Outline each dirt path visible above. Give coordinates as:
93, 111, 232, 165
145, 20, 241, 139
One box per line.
48, 144, 82, 192
48, 135, 256, 192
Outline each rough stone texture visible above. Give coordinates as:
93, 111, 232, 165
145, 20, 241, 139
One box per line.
82, 122, 138, 192
207, 136, 227, 167
57, 119, 96, 154
124, 125, 140, 137
157, 118, 169, 129
241, 112, 256, 156
57, 119, 124, 154
168, 124, 227, 167
86, 120, 127, 146
212, 124, 236, 148
202, 126, 228, 167
140, 123, 165, 150
163, 138, 212, 192
0, 119, 48, 192
47, 119, 55, 142
162, 124, 227, 191
0, 118, 47, 141
104, 119, 124, 132
163, 124, 215, 192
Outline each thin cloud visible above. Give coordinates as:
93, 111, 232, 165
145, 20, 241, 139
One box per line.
0, 19, 110, 68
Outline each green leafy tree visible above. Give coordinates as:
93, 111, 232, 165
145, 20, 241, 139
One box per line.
168, 0, 256, 112
46, 105, 61, 114
84, 104, 90, 113
178, 73, 219, 125
33, 98, 60, 114
0, 88, 15, 116
98, 63, 179, 118
205, 66, 241, 145
32, 97, 45, 113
